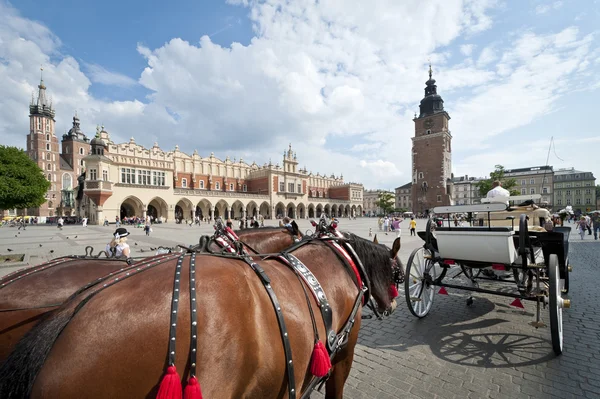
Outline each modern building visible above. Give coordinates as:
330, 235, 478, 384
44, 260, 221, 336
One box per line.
411, 65, 454, 214
452, 175, 484, 205
394, 183, 412, 210
553, 168, 596, 213
363, 189, 393, 217
5, 75, 365, 223
504, 166, 554, 206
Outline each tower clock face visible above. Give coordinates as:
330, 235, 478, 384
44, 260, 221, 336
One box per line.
424, 119, 435, 129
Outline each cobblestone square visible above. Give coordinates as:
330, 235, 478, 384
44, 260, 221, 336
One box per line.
1, 218, 598, 398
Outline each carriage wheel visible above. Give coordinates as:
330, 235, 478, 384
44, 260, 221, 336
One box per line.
549, 254, 565, 355
405, 247, 436, 318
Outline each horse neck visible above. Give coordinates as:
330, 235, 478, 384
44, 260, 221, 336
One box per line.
241, 232, 293, 254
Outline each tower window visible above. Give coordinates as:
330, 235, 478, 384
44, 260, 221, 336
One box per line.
46, 134, 50, 141
426, 130, 431, 135
418, 172, 424, 179
79, 148, 84, 155
46, 144, 50, 151
47, 163, 52, 171
103, 170, 108, 181
437, 195, 442, 202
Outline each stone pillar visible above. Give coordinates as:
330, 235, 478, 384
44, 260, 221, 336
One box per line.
225, 206, 230, 219
242, 208, 247, 220
95, 206, 103, 226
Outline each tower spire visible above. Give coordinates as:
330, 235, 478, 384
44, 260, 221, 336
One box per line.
428, 60, 432, 80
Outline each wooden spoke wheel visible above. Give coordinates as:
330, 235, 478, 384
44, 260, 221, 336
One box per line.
549, 254, 565, 355
405, 247, 437, 318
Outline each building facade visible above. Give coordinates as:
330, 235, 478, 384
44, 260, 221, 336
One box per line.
11, 76, 364, 223
363, 189, 393, 217
553, 168, 596, 213
395, 183, 412, 210
452, 175, 484, 205
411, 65, 453, 214
25, 73, 90, 217
504, 166, 554, 206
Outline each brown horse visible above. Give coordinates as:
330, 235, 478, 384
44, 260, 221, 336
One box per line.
0, 233, 400, 398
0, 226, 302, 363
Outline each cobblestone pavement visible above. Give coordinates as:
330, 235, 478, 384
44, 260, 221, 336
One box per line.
1, 219, 598, 398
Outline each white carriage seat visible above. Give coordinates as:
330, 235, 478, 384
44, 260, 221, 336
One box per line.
435, 226, 517, 265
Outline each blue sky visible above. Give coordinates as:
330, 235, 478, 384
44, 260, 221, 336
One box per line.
1, 0, 599, 190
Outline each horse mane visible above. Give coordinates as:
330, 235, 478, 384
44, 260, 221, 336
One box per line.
0, 309, 73, 398
236, 226, 284, 234
342, 232, 393, 304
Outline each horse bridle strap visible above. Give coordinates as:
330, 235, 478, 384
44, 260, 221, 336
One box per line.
238, 254, 297, 399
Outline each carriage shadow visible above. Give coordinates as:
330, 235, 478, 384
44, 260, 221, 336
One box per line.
361, 294, 555, 368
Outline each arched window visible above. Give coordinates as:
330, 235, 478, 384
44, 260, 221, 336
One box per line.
47, 174, 51, 181
79, 148, 84, 155
181, 178, 187, 188
47, 163, 52, 170
46, 143, 50, 151
62, 174, 73, 190
199, 180, 204, 189
46, 134, 50, 141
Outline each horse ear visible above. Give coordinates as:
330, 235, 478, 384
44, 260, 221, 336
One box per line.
390, 237, 401, 258
373, 234, 378, 244
291, 220, 299, 235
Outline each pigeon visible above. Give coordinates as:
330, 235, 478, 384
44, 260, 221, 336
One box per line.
15, 235, 17, 238
135, 242, 138, 246
39, 244, 43, 247
7, 248, 13, 252
74, 236, 78, 238
18, 232, 20, 235
50, 250, 54, 254
140, 249, 145, 253
150, 247, 156, 251
66, 237, 69, 239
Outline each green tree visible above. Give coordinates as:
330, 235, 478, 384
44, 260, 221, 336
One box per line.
596, 184, 600, 199
0, 146, 50, 211
475, 165, 520, 197
375, 191, 395, 215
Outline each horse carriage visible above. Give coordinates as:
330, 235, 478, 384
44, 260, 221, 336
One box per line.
405, 196, 572, 355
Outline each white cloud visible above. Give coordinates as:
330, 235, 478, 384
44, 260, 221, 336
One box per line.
460, 44, 475, 56
85, 63, 138, 87
0, 0, 598, 190
535, 1, 563, 14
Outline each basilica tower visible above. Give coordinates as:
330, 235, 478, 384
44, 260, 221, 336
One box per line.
26, 68, 58, 216
411, 65, 453, 214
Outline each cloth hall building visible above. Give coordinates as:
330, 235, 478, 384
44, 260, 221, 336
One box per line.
13, 76, 364, 224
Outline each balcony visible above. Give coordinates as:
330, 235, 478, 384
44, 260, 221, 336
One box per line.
84, 180, 112, 191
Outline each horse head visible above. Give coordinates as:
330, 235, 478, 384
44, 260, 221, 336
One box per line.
344, 233, 400, 316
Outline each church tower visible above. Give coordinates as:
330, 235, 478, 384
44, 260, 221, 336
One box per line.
26, 68, 59, 217
411, 65, 453, 214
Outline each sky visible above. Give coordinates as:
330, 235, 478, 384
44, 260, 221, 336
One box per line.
0, 0, 598, 190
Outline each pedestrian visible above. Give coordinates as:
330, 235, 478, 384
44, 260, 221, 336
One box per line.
409, 217, 417, 236
115, 216, 120, 228
103, 217, 109, 226
393, 217, 402, 238
592, 211, 600, 240
144, 217, 151, 236
105, 227, 131, 258
82, 217, 88, 227
576, 216, 587, 240
57, 217, 64, 230
369, 227, 372, 237
585, 214, 592, 235
378, 217, 383, 231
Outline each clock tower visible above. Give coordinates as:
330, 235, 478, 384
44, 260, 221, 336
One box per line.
411, 65, 453, 214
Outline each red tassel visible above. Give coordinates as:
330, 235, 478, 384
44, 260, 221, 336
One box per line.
310, 340, 332, 377
183, 376, 203, 399
157, 366, 182, 399
510, 299, 524, 309
388, 285, 399, 299
438, 287, 448, 295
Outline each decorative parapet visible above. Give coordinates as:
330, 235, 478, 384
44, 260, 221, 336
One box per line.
114, 183, 169, 190
84, 181, 113, 191
173, 189, 269, 199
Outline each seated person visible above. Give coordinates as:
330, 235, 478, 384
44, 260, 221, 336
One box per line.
486, 180, 510, 205
106, 228, 131, 258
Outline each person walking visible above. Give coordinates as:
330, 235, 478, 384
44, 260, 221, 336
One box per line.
576, 216, 587, 240
409, 217, 417, 236
585, 214, 592, 236
57, 217, 64, 230
82, 217, 88, 228
392, 217, 402, 238
115, 216, 120, 228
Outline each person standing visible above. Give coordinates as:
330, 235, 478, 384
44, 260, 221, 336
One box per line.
585, 214, 592, 236
82, 217, 88, 227
393, 217, 402, 238
409, 217, 417, 236
144, 217, 151, 236
592, 212, 600, 240
57, 217, 64, 230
